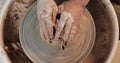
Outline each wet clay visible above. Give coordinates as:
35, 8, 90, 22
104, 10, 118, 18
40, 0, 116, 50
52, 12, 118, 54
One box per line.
3, 0, 116, 63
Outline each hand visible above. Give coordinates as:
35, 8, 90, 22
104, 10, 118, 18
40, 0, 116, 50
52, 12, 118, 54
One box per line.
37, 0, 90, 45
55, 0, 89, 46
37, 0, 58, 42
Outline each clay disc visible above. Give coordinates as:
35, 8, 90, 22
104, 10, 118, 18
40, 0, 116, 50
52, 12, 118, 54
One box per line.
19, 2, 96, 63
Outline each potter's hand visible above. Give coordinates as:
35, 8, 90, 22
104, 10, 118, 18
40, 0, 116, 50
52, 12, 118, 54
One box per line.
37, 0, 58, 42
55, 0, 90, 44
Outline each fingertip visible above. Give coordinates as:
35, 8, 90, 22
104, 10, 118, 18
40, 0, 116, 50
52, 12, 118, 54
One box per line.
55, 35, 59, 40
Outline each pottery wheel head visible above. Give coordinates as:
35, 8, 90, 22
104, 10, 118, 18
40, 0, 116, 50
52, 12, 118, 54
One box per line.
19, 2, 96, 63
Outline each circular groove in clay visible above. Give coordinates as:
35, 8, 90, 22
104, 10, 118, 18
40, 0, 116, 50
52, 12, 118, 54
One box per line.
19, 2, 95, 63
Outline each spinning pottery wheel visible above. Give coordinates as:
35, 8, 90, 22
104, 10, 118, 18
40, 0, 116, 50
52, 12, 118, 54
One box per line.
19, 2, 96, 63
0, 0, 119, 63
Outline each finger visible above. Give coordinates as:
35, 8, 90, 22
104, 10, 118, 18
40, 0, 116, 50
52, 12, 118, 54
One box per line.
61, 15, 74, 43
39, 21, 46, 40
67, 25, 77, 44
58, 4, 64, 14
44, 17, 53, 40
38, 14, 46, 40
39, 16, 50, 42
55, 12, 70, 40
52, 2, 58, 23
37, 0, 50, 41
49, 3, 58, 39
41, 7, 54, 39
38, 0, 58, 40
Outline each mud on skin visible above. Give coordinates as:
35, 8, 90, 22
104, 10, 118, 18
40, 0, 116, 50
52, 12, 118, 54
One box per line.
37, 0, 90, 50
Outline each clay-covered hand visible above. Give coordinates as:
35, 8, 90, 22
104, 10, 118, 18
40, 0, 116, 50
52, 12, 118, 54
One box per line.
37, 0, 89, 44
37, 0, 58, 42
55, 0, 90, 44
